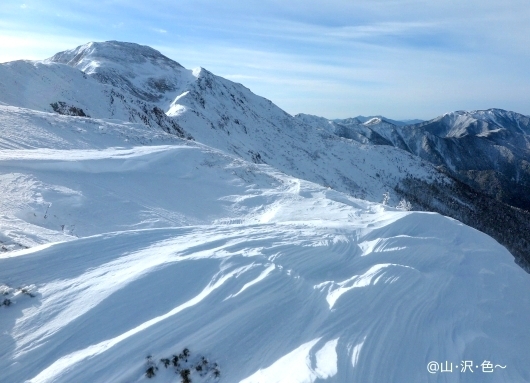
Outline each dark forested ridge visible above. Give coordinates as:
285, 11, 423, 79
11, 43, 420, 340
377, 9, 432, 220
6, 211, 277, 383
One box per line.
398, 174, 530, 272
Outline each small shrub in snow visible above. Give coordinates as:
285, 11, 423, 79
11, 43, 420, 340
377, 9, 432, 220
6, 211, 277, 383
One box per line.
180, 368, 191, 383
396, 199, 413, 211
160, 358, 170, 368
145, 356, 158, 378
145, 366, 157, 379
0, 284, 37, 308
382, 191, 390, 205
143, 348, 220, 382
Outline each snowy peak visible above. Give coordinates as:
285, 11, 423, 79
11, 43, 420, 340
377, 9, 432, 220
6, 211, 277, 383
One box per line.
47, 41, 194, 104
295, 114, 403, 147
362, 117, 398, 128
346, 115, 416, 127
423, 108, 530, 138
293, 113, 336, 134
364, 117, 384, 125
48, 41, 184, 73
335, 117, 364, 126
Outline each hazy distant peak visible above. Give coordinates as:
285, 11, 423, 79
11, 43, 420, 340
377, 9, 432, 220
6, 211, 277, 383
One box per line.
363, 117, 398, 127
429, 108, 530, 138
344, 115, 419, 127
336, 117, 363, 126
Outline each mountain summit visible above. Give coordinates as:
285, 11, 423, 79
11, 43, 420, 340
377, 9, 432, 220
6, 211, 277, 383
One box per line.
48, 41, 193, 103
48, 41, 184, 71
422, 108, 530, 138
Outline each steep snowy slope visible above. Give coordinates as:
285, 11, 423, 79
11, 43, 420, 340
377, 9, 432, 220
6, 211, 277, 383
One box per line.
1, 123, 530, 382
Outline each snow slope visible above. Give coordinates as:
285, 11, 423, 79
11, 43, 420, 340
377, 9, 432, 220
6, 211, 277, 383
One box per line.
1, 107, 530, 382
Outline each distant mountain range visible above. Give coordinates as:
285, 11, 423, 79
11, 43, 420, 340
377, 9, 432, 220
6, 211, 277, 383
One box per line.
299, 109, 530, 210
298, 110, 530, 269
335, 116, 424, 126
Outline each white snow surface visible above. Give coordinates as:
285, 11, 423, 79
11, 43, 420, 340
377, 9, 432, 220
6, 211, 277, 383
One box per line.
0, 105, 529, 383
1, 42, 530, 382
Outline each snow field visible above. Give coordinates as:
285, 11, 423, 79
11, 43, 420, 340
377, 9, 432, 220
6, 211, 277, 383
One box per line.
0, 141, 529, 382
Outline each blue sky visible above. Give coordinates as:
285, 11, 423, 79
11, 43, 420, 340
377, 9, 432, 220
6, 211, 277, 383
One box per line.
1, 0, 529, 120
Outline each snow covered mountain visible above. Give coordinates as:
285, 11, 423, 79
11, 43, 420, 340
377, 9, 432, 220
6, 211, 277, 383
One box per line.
2, 40, 530, 266
1, 40, 530, 382
295, 113, 410, 147
0, 49, 191, 139
0, 42, 440, 209
400, 109, 530, 210
298, 109, 530, 210
339, 115, 423, 126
